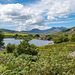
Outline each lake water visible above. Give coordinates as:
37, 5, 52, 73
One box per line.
29, 39, 53, 46
0, 38, 53, 51
3, 38, 23, 46
3, 38, 53, 46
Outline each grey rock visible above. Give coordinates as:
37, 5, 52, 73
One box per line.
67, 51, 75, 59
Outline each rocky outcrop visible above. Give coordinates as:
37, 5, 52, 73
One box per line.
39, 36, 46, 40
67, 51, 75, 59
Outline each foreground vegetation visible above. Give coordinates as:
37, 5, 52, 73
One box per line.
0, 28, 75, 75
0, 42, 75, 75
0, 30, 4, 48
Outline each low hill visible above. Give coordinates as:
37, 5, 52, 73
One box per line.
1, 29, 18, 33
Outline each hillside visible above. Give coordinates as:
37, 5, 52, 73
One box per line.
1, 29, 18, 33
54, 27, 75, 37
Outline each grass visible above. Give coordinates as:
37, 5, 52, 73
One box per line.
53, 27, 75, 39
0, 42, 75, 74
4, 32, 28, 36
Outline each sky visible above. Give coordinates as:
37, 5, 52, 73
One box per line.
0, 0, 75, 31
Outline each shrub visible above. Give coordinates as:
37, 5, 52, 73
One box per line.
14, 34, 18, 39
0, 30, 4, 48
47, 36, 52, 40
71, 36, 75, 42
14, 40, 38, 56
54, 38, 62, 43
54, 35, 69, 43
72, 34, 75, 37
34, 34, 40, 37
6, 43, 16, 53
63, 36, 69, 42
28, 34, 33, 37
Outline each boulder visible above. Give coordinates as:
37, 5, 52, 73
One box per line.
67, 51, 75, 59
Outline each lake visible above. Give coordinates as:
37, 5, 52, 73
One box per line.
0, 38, 53, 51
29, 39, 53, 46
3, 38, 53, 46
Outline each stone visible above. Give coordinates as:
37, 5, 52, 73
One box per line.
67, 51, 75, 59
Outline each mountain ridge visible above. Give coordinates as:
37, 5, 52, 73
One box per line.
21, 27, 67, 34
0, 27, 67, 34
54, 27, 75, 36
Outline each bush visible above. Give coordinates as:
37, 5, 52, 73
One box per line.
28, 34, 33, 37
14, 40, 38, 56
47, 36, 52, 40
71, 36, 75, 42
63, 36, 69, 42
72, 34, 75, 37
14, 34, 18, 39
6, 43, 16, 53
54, 35, 69, 43
0, 30, 4, 48
54, 38, 62, 43
34, 34, 40, 37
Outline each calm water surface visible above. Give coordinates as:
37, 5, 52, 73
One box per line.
0, 38, 53, 51
29, 39, 53, 46
3, 38, 23, 46
3, 38, 53, 46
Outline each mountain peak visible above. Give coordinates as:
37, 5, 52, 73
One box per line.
22, 27, 67, 34
0, 27, 67, 34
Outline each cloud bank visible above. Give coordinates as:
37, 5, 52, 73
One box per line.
0, 0, 75, 31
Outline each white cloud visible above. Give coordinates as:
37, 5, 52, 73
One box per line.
16, 25, 51, 31
0, 0, 75, 31
0, 3, 45, 31
40, 0, 75, 20
33, 25, 51, 30
47, 20, 75, 24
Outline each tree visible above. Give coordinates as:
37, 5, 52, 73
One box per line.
47, 36, 52, 40
34, 34, 40, 37
0, 30, 4, 48
13, 34, 18, 39
28, 34, 33, 37
6, 43, 16, 53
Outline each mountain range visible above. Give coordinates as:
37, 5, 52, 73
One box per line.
54, 27, 75, 36
1, 27, 67, 34
22, 27, 67, 34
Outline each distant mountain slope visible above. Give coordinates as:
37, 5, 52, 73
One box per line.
22, 27, 67, 34
1, 29, 18, 33
0, 27, 67, 34
54, 27, 75, 36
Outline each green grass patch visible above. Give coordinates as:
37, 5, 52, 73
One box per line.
0, 42, 75, 75
4, 32, 27, 36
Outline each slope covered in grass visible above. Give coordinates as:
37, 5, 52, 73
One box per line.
54, 27, 75, 38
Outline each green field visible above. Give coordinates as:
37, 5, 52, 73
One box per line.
4, 32, 28, 36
